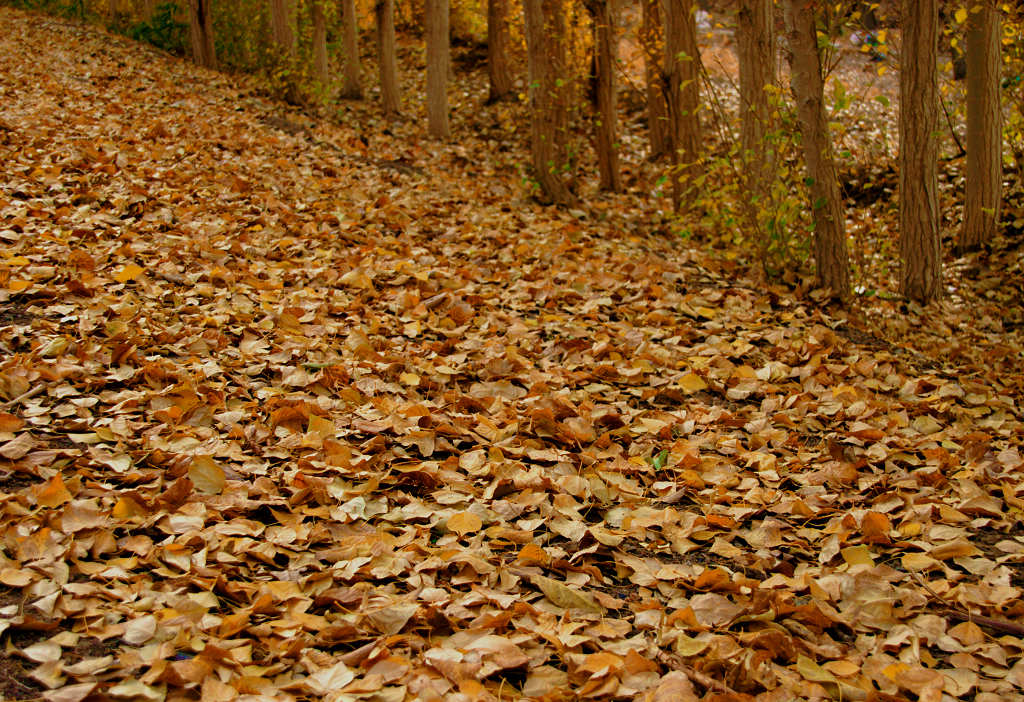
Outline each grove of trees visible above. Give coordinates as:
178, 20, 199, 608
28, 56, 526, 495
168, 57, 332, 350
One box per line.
43, 0, 1024, 305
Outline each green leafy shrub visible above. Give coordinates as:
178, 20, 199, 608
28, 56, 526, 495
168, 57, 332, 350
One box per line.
128, 2, 186, 55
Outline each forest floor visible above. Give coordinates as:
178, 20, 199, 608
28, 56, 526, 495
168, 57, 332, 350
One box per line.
1, 5, 1024, 701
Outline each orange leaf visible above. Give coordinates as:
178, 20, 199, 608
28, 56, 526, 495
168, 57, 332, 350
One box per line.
448, 511, 482, 537
516, 543, 550, 566
115, 263, 145, 283
861, 511, 892, 545
0, 413, 24, 432
35, 474, 72, 508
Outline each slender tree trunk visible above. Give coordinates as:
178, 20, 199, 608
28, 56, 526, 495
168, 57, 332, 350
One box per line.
487, 0, 514, 103
664, 0, 701, 210
784, 0, 850, 299
340, 0, 363, 98
737, 0, 774, 186
375, 0, 402, 118
899, 0, 941, 302
585, 0, 621, 192
641, 0, 669, 160
523, 0, 576, 205
270, 0, 295, 55
961, 0, 1002, 253
188, 0, 217, 69
426, 0, 451, 138
312, 0, 329, 88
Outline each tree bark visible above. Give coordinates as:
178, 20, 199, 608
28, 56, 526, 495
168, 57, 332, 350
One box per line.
899, 0, 941, 302
523, 0, 576, 205
188, 0, 217, 69
426, 0, 451, 138
641, 0, 669, 161
586, 0, 621, 192
312, 0, 329, 88
270, 0, 295, 55
737, 0, 773, 186
375, 0, 402, 118
784, 0, 850, 299
340, 0, 363, 98
664, 0, 701, 210
961, 0, 1002, 253
487, 0, 514, 103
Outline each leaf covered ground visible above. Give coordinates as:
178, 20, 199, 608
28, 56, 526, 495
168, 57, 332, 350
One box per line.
2, 8, 1024, 702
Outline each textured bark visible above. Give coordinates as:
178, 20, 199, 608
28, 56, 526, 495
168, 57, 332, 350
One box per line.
340, 0, 363, 99
426, 0, 450, 138
737, 0, 773, 174
270, 0, 295, 55
784, 0, 850, 299
311, 0, 329, 87
664, 0, 701, 210
523, 0, 575, 205
585, 0, 621, 192
375, 0, 401, 118
961, 0, 1002, 253
487, 0, 514, 103
899, 0, 941, 302
640, 0, 669, 160
188, 0, 217, 69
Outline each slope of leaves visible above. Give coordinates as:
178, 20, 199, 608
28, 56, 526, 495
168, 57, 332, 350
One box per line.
1, 8, 1024, 702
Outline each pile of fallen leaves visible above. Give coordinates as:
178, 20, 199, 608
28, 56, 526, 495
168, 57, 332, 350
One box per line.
1, 7, 1023, 702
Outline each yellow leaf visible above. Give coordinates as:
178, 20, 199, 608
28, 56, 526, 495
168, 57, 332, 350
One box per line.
901, 552, 940, 572
796, 654, 837, 683
448, 511, 482, 536
882, 662, 910, 682
532, 574, 605, 614
822, 659, 861, 677
840, 544, 874, 568
7, 279, 31, 292
115, 263, 145, 283
112, 496, 148, 520
930, 539, 981, 560
954, 7, 967, 23
399, 372, 421, 386
678, 372, 708, 393
188, 455, 226, 494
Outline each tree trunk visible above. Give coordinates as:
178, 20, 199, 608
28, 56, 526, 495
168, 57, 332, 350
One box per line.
737, 0, 774, 186
523, 0, 576, 205
899, 0, 941, 302
487, 0, 514, 103
426, 0, 450, 138
664, 0, 701, 210
586, 0, 621, 192
312, 0, 329, 88
340, 0, 363, 98
270, 0, 295, 55
784, 0, 850, 299
640, 0, 669, 160
375, 0, 402, 118
188, 0, 217, 69
960, 0, 1002, 253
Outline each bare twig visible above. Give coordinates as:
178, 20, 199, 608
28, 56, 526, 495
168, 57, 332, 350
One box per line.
656, 650, 740, 697
0, 384, 45, 410
913, 574, 1024, 637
